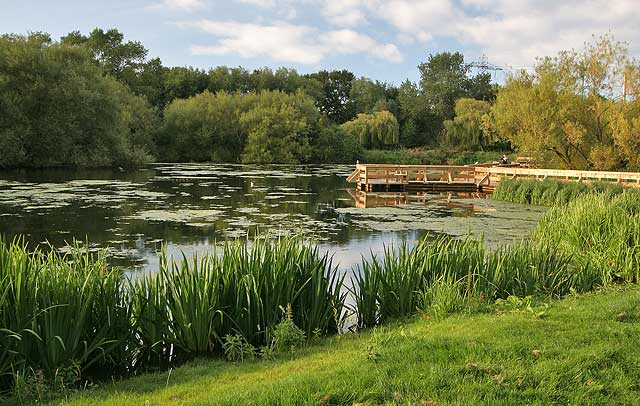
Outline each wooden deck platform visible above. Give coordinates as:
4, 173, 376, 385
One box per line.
346, 163, 640, 193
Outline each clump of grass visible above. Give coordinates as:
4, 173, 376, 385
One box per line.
419, 276, 466, 319
353, 189, 640, 327
482, 240, 578, 299
130, 235, 345, 366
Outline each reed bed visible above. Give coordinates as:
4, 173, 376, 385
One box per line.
493, 178, 629, 206
351, 190, 640, 328
132, 237, 345, 366
0, 235, 344, 394
0, 238, 129, 391
351, 238, 583, 328
534, 192, 640, 284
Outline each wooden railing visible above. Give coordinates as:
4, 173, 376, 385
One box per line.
353, 164, 477, 185
474, 166, 640, 187
347, 163, 640, 190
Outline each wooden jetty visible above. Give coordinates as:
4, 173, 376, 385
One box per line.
346, 163, 640, 193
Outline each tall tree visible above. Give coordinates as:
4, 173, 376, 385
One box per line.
61, 28, 147, 81
241, 90, 320, 164
306, 70, 356, 124
350, 77, 399, 117
491, 34, 640, 170
419, 52, 470, 121
0, 33, 155, 167
443, 98, 493, 150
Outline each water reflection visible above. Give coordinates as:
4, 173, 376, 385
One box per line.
0, 164, 546, 273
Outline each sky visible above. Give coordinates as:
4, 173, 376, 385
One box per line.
2, 0, 640, 84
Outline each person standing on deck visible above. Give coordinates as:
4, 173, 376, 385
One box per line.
501, 154, 510, 165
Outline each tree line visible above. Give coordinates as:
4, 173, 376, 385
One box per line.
1, 29, 639, 170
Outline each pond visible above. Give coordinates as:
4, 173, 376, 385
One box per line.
0, 164, 546, 274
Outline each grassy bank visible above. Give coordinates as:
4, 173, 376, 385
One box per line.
362, 149, 502, 165
41, 287, 640, 406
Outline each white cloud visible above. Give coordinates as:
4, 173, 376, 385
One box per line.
160, 0, 206, 12
173, 0, 640, 71
370, 0, 457, 42
318, 0, 640, 69
185, 20, 403, 64
324, 29, 403, 62
321, 0, 369, 27
237, 0, 276, 7
453, 0, 640, 68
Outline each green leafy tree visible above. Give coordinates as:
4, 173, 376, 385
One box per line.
443, 98, 493, 150
0, 33, 155, 167
241, 91, 320, 164
208, 66, 252, 93
406, 52, 497, 146
159, 91, 249, 162
61, 28, 147, 80
397, 80, 440, 147
341, 111, 400, 149
350, 77, 399, 117
311, 125, 363, 163
164, 67, 209, 104
60, 28, 170, 110
491, 34, 640, 170
306, 70, 356, 124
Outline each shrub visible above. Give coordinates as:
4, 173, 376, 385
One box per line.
222, 335, 257, 362
273, 305, 306, 352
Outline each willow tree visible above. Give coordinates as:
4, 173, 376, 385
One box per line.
443, 98, 492, 150
340, 111, 399, 149
491, 34, 640, 170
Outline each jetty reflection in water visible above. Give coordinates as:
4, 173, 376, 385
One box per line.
346, 188, 494, 211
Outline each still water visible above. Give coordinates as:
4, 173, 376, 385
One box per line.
0, 164, 546, 273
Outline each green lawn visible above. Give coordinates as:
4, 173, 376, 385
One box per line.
42, 287, 640, 406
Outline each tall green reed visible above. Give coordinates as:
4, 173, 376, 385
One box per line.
493, 178, 630, 206
130, 235, 345, 366
353, 189, 640, 327
352, 237, 484, 328
534, 191, 640, 283
0, 237, 128, 391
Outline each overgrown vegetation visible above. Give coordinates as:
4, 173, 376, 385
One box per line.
0, 30, 501, 168
489, 34, 640, 170
362, 149, 502, 165
0, 33, 156, 168
3, 29, 640, 169
340, 111, 400, 149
